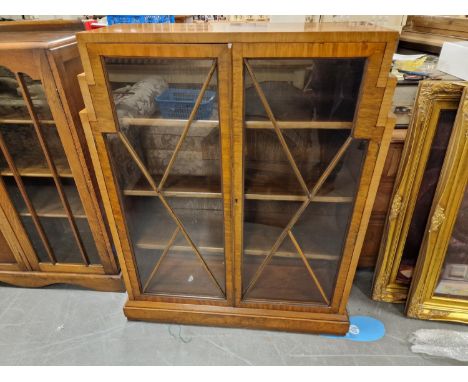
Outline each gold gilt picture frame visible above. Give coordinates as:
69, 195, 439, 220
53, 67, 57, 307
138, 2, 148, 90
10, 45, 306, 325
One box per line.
372, 81, 466, 303
406, 87, 468, 323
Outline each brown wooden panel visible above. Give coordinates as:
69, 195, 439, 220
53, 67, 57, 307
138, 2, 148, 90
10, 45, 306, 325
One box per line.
359, 140, 405, 268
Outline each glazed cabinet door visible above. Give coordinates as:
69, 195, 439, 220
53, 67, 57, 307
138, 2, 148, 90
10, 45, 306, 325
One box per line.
86, 44, 232, 304
0, 53, 104, 271
232, 42, 391, 312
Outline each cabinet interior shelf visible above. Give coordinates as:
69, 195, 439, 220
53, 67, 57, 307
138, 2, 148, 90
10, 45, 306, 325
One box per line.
123, 169, 356, 203
8, 183, 85, 219
120, 117, 352, 130
123, 175, 222, 199
0, 118, 55, 125
0, 159, 72, 178
245, 121, 353, 129
130, 204, 341, 261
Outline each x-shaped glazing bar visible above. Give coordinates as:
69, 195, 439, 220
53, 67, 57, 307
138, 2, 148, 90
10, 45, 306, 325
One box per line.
243, 137, 353, 300
158, 60, 217, 191
244, 60, 310, 197
142, 226, 180, 293
118, 133, 225, 298
288, 230, 330, 305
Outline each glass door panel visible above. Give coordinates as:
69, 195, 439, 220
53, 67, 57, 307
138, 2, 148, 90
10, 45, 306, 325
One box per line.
0, 67, 96, 266
0, 67, 53, 121
434, 182, 468, 300
245, 59, 365, 122
241, 58, 367, 306
103, 57, 226, 299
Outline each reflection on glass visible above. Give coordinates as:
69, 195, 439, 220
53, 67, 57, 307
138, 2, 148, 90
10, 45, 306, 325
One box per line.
0, 67, 52, 121
245, 59, 365, 122
103, 57, 225, 299
104, 58, 221, 195
398, 110, 457, 284
435, 183, 468, 300
245, 129, 351, 196
0, 124, 71, 177
242, 137, 367, 304
2, 177, 95, 264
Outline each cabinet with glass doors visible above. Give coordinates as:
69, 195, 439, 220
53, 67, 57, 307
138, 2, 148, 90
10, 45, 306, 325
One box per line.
78, 23, 398, 333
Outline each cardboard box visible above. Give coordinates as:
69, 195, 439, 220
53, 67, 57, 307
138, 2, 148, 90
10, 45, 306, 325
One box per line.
437, 41, 468, 80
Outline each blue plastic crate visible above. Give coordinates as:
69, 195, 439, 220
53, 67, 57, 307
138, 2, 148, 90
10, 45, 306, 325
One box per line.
107, 15, 175, 25
156, 88, 216, 120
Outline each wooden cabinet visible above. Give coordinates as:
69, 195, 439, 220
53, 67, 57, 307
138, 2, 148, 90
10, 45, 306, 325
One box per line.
0, 21, 123, 291
78, 23, 397, 334
372, 81, 467, 303
406, 87, 468, 323
360, 134, 405, 268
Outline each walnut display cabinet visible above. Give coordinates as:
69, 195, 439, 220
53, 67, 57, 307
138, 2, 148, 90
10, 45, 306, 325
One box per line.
78, 23, 397, 334
0, 21, 123, 291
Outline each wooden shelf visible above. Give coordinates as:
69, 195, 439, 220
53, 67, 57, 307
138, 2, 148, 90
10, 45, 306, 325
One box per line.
0, 157, 72, 178
0, 118, 55, 125
136, 250, 226, 298
131, 203, 224, 254
130, 199, 341, 261
243, 221, 341, 261
122, 165, 355, 202
8, 182, 85, 218
121, 117, 218, 129
120, 117, 351, 130
245, 120, 353, 130
123, 174, 222, 198
245, 163, 357, 203
242, 253, 335, 304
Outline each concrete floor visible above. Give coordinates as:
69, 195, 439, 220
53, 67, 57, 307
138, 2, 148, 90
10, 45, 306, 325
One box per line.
0, 270, 467, 365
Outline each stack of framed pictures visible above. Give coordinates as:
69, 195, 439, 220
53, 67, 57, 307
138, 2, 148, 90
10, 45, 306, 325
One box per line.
372, 80, 468, 324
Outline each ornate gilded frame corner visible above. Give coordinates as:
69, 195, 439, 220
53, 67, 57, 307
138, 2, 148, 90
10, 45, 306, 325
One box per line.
372, 81, 466, 303
406, 87, 468, 324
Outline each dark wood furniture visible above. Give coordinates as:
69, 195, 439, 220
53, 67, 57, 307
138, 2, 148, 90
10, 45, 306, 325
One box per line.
358, 81, 417, 268
359, 131, 405, 268
78, 23, 397, 334
0, 20, 123, 291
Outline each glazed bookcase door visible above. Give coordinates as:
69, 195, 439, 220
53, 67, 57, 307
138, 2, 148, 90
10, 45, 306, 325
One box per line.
406, 88, 468, 324
232, 42, 391, 312
0, 62, 103, 269
87, 44, 232, 304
